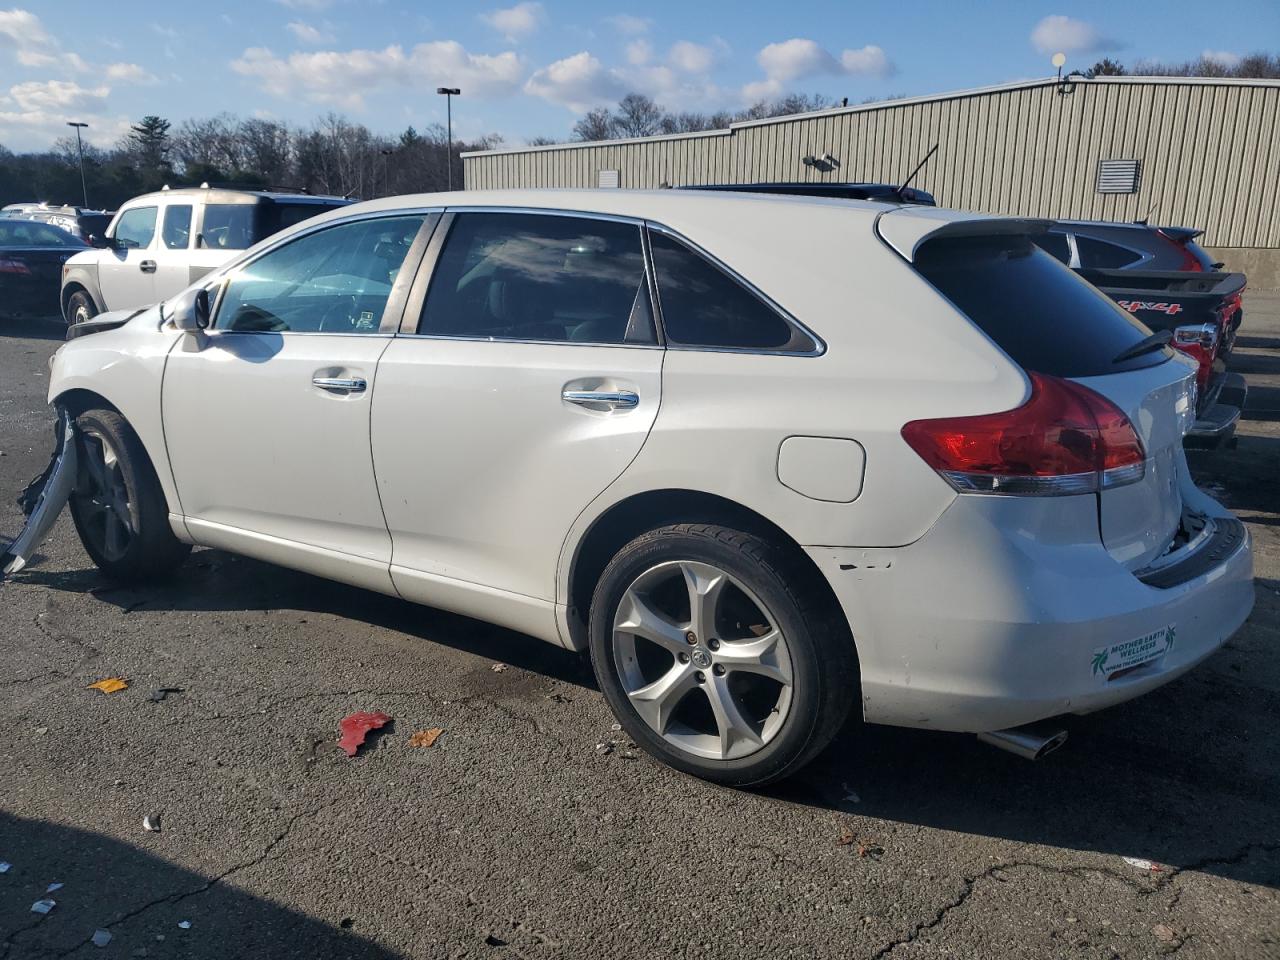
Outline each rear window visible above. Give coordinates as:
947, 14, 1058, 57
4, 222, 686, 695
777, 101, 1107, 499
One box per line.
260, 202, 345, 237
201, 204, 255, 250
914, 235, 1169, 377
1075, 235, 1143, 269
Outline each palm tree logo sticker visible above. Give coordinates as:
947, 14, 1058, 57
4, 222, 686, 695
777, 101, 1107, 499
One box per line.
1091, 649, 1109, 676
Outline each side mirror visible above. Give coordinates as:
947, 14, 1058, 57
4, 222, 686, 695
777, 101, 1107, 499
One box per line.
166, 287, 210, 332
88, 234, 114, 249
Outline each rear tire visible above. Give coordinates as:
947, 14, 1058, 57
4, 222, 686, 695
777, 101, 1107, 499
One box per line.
69, 409, 190, 582
66, 290, 96, 326
589, 522, 857, 787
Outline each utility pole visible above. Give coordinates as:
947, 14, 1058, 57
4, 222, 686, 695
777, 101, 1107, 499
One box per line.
67, 121, 89, 207
436, 87, 461, 191
381, 148, 393, 197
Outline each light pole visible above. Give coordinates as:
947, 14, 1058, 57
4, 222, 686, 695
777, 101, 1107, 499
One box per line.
436, 87, 460, 191
67, 121, 89, 207
380, 148, 393, 197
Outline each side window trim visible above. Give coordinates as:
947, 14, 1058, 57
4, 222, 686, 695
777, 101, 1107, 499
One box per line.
205, 212, 440, 335
400, 207, 660, 348
643, 222, 825, 357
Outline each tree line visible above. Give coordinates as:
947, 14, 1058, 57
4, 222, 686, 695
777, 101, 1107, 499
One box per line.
0, 112, 499, 211
1085, 52, 1280, 78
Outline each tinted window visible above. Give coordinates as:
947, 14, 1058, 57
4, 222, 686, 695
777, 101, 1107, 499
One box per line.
649, 230, 801, 350
1076, 235, 1142, 269
914, 235, 1168, 377
420, 213, 652, 344
215, 215, 424, 333
162, 205, 193, 249
202, 204, 255, 250
114, 206, 157, 249
1034, 231, 1071, 264
261, 202, 345, 237
0, 221, 84, 247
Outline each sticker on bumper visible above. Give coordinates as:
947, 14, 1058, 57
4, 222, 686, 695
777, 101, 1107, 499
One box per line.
1092, 625, 1176, 678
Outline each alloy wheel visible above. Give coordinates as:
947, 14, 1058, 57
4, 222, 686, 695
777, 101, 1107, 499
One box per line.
75, 429, 135, 562
612, 560, 794, 761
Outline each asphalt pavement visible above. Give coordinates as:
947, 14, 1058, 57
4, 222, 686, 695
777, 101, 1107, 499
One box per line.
1, 297, 1277, 959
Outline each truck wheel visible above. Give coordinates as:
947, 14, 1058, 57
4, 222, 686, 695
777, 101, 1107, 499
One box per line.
66, 291, 96, 326
589, 523, 857, 787
69, 409, 190, 582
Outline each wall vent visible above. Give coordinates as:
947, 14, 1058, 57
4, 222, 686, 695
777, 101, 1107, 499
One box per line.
1096, 159, 1141, 194
597, 169, 620, 189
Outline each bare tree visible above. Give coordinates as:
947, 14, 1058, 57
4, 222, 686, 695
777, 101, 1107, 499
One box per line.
572, 108, 614, 142
612, 93, 665, 138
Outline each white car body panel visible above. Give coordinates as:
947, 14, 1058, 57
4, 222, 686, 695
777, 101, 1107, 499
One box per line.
43, 188, 1255, 736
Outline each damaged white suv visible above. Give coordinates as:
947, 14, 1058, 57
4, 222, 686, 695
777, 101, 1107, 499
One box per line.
6, 190, 1254, 785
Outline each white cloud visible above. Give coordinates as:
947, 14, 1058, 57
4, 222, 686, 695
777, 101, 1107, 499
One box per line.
524, 51, 626, 112
104, 62, 157, 84
669, 40, 714, 74
625, 38, 651, 66
1202, 49, 1242, 67
7, 78, 108, 113
745, 38, 893, 101
16, 48, 55, 67
287, 20, 335, 45
0, 8, 53, 52
605, 14, 649, 36
1030, 15, 1118, 56
480, 2, 544, 43
231, 42, 525, 110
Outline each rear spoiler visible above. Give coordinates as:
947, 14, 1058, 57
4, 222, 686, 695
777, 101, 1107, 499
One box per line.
1154, 225, 1204, 244
876, 211, 1053, 262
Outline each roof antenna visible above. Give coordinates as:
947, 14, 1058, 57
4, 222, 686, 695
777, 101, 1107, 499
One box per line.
895, 143, 938, 202
1135, 200, 1159, 226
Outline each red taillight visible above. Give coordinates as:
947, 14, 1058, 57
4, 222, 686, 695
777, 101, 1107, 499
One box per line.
901, 372, 1146, 496
1157, 229, 1204, 272
0, 257, 31, 275
1173, 323, 1219, 392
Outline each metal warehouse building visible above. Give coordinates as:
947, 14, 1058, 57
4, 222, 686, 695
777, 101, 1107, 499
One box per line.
463, 76, 1280, 286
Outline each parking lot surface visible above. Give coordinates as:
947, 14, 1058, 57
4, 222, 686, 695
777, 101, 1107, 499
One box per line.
1, 297, 1277, 959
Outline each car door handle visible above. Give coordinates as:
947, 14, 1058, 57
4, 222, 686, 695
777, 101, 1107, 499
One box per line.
562, 389, 639, 409
139, 260, 156, 274
312, 376, 367, 393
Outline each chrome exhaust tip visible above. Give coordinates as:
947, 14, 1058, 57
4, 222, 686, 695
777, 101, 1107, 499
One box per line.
977, 724, 1068, 761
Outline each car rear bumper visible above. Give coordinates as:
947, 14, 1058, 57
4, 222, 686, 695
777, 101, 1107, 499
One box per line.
807, 491, 1255, 733
1186, 373, 1247, 448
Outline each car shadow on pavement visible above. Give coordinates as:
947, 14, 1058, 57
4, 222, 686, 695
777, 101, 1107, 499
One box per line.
18, 549, 594, 690
0, 316, 65, 341
0, 811, 404, 959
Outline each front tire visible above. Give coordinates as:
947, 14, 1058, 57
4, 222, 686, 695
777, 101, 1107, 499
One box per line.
69, 409, 190, 582
589, 523, 857, 787
66, 290, 96, 326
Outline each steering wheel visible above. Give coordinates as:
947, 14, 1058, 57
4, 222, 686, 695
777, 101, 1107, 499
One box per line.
317, 294, 358, 332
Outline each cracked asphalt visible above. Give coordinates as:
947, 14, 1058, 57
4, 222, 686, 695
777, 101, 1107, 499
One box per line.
1, 295, 1277, 959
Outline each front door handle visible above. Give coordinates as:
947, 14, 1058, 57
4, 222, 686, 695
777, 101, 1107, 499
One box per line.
139, 260, 156, 274
562, 389, 639, 410
312, 376, 367, 394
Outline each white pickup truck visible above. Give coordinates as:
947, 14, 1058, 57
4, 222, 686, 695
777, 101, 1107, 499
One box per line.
60, 186, 350, 324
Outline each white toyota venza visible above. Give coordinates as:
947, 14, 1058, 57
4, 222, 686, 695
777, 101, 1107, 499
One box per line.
39, 190, 1254, 785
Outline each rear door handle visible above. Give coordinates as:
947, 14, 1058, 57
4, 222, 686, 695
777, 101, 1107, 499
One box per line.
139, 260, 156, 274
562, 389, 639, 410
312, 376, 367, 393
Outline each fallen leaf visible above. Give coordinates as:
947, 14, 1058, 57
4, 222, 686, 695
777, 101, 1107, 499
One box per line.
1122, 856, 1166, 872
337, 711, 392, 757
88, 678, 128, 694
836, 828, 856, 846
407, 728, 444, 748
490, 663, 508, 673
1152, 924, 1177, 943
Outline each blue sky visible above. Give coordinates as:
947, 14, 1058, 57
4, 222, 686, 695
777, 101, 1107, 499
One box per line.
1, 1, 1276, 151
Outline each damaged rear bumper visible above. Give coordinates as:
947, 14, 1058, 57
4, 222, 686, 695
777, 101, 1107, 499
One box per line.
0, 409, 77, 578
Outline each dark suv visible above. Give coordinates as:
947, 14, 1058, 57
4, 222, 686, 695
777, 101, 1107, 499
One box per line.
0, 205, 114, 243
1036, 221, 1219, 272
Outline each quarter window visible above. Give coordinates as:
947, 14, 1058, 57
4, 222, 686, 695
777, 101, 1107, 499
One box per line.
113, 206, 157, 249
648, 230, 804, 351
161, 205, 193, 249
419, 213, 653, 344
1076, 236, 1143, 269
1034, 231, 1072, 265
213, 215, 426, 334
201, 204, 256, 250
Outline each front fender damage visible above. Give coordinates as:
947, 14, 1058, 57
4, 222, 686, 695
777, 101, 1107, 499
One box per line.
0, 409, 78, 579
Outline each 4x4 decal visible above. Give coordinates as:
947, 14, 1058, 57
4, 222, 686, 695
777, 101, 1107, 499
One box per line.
1116, 299, 1183, 316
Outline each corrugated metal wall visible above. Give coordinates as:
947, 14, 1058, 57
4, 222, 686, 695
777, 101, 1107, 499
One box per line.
463, 78, 1280, 249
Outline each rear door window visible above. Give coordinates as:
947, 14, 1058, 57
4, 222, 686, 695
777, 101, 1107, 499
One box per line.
1075, 235, 1143, 269
418, 212, 654, 345
648, 230, 812, 351
162, 205, 193, 249
914, 235, 1169, 377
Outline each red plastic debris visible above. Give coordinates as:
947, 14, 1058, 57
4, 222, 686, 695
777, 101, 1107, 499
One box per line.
337, 711, 392, 757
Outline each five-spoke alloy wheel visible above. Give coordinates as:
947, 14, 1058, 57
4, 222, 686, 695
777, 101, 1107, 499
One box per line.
590, 522, 857, 787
